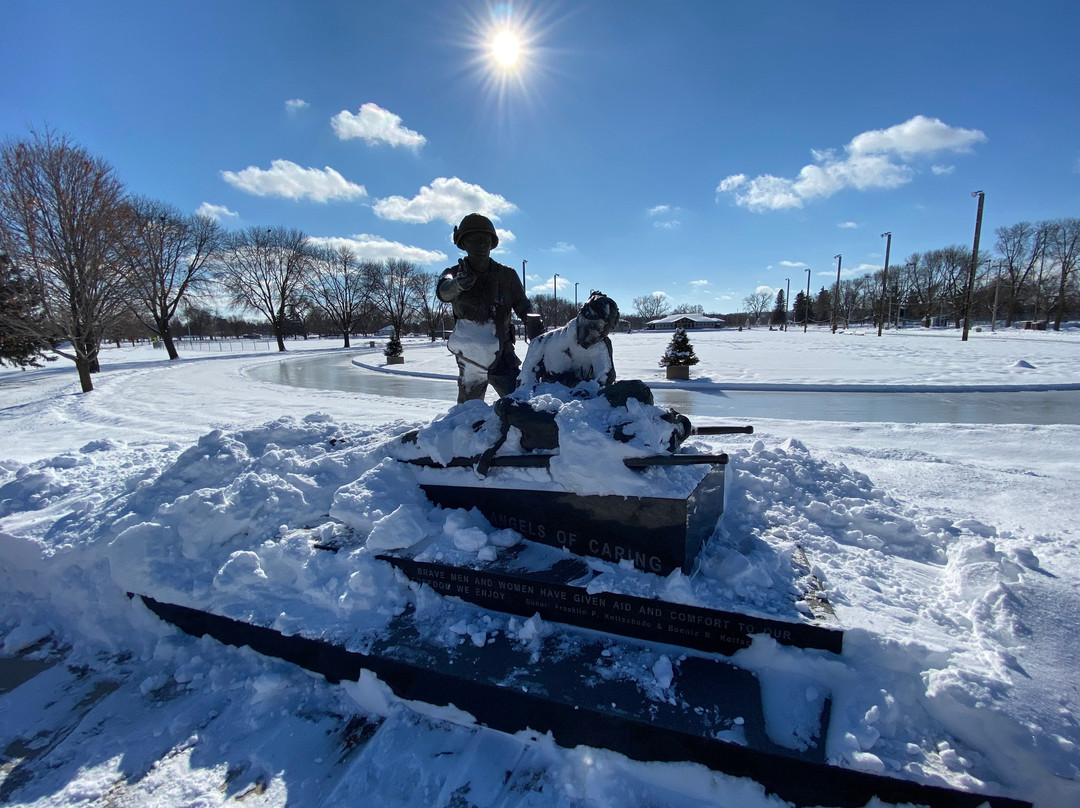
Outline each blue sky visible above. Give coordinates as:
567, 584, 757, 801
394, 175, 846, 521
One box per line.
6, 0, 1078, 313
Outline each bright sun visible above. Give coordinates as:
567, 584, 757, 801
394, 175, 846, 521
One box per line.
492, 31, 521, 67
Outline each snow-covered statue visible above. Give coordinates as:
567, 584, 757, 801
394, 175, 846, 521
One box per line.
397, 290, 695, 490
478, 291, 691, 473
436, 213, 540, 403
517, 289, 619, 390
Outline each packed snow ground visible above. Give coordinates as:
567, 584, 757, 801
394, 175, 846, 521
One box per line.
1, 326, 1078, 807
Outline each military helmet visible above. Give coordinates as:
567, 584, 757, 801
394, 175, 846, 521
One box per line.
580, 290, 620, 332
453, 213, 499, 249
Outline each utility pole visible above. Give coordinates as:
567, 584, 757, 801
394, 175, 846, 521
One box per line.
962, 191, 985, 341
879, 232, 891, 337
575, 282, 579, 308
553, 273, 559, 314
522, 259, 527, 289
831, 254, 842, 333
804, 268, 811, 333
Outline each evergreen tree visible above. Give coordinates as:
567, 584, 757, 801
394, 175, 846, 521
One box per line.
0, 252, 49, 367
792, 290, 813, 324
659, 327, 699, 367
771, 289, 787, 326
814, 287, 832, 323
383, 329, 403, 358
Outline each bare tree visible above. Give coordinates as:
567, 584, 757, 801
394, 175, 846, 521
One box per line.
742, 289, 772, 327
368, 258, 423, 338
529, 293, 577, 327
412, 270, 448, 341
0, 128, 131, 392
121, 197, 223, 359
304, 245, 374, 347
216, 226, 311, 352
994, 221, 1046, 326
632, 293, 670, 321
672, 303, 705, 315
1048, 217, 1080, 331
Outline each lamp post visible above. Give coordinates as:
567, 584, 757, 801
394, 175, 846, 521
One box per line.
1034, 243, 1045, 322
879, 232, 892, 337
575, 282, 579, 308
522, 259, 527, 289
804, 268, 811, 333
831, 254, 842, 333
553, 273, 559, 314
962, 191, 985, 341
991, 261, 1002, 332
784, 278, 790, 331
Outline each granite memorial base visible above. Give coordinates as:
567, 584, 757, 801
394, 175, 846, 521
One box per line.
136, 593, 1030, 808
418, 462, 727, 575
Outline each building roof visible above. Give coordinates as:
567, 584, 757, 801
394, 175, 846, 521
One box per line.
646, 313, 725, 325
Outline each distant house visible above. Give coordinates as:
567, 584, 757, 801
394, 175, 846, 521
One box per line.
644, 314, 725, 330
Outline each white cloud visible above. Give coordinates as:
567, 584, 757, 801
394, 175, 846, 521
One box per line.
331, 103, 426, 149
307, 234, 446, 265
648, 204, 681, 229
848, 115, 986, 158
932, 164, 955, 175
838, 221, 858, 229
373, 177, 516, 225
717, 116, 987, 212
546, 242, 577, 253
779, 260, 807, 268
285, 99, 309, 116
221, 160, 367, 203
690, 279, 710, 287
195, 202, 238, 221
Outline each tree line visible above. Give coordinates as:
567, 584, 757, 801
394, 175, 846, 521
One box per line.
0, 128, 453, 391
761, 221, 1079, 332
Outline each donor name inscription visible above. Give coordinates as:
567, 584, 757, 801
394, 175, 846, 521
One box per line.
383, 557, 842, 655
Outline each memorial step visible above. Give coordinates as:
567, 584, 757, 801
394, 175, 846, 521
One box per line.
376, 539, 843, 656
134, 593, 1030, 808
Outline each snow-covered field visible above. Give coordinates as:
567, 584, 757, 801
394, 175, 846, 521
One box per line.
1, 326, 1078, 807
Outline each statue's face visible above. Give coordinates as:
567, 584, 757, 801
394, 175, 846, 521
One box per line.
576, 314, 611, 348
461, 231, 494, 262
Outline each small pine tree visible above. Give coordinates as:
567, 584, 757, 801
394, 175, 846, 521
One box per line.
659, 327, 700, 367
383, 329, 403, 358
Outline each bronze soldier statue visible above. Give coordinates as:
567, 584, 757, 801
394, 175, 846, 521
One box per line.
437, 213, 538, 403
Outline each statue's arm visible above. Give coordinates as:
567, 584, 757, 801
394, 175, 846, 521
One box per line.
436, 261, 475, 303
602, 339, 616, 386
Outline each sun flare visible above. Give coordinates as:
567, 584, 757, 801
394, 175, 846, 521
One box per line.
492, 31, 521, 67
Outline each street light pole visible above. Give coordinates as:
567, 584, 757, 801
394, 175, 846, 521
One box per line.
962, 191, 985, 341
575, 282, 579, 308
553, 273, 559, 314
784, 278, 790, 331
804, 268, 811, 333
879, 232, 892, 337
522, 259, 527, 289
991, 261, 1002, 332
831, 254, 842, 334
